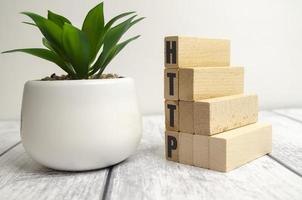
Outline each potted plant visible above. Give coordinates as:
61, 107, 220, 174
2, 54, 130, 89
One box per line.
2, 2, 144, 171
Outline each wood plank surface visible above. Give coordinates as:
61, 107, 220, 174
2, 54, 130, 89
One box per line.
274, 108, 302, 122
106, 115, 302, 200
0, 121, 109, 200
1, 110, 302, 200
260, 110, 302, 175
0, 121, 20, 155
0, 145, 109, 200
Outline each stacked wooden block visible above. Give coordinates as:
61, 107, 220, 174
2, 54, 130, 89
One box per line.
164, 36, 272, 172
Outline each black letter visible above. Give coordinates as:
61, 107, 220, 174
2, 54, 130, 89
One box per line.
166, 41, 176, 64
167, 135, 177, 158
167, 104, 176, 127
167, 73, 176, 96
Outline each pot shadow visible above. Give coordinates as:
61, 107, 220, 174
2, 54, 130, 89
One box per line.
12, 151, 111, 181
12, 134, 166, 179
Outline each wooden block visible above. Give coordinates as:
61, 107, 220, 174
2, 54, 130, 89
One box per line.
165, 36, 230, 68
209, 123, 272, 172
164, 68, 178, 100
165, 131, 179, 162
179, 95, 254, 134
193, 135, 209, 168
196, 94, 258, 135
165, 100, 179, 131
179, 101, 194, 133
179, 94, 258, 135
179, 132, 193, 165
179, 67, 244, 101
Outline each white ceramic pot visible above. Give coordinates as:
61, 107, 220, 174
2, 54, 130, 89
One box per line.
21, 77, 142, 171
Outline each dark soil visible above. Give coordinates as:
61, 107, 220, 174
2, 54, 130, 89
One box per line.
41, 73, 121, 81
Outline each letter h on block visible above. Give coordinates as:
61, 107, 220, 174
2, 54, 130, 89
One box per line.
165, 40, 176, 65
165, 37, 178, 68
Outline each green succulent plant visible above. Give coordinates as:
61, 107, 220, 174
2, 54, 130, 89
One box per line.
2, 2, 144, 79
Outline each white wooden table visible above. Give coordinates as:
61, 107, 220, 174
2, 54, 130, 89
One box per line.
0, 109, 302, 200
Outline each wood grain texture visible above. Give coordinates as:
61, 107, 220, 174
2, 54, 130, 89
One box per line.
164, 68, 179, 100
165, 36, 230, 68
165, 100, 179, 131
193, 135, 208, 168
106, 115, 302, 200
0, 121, 109, 200
0, 144, 109, 200
0, 121, 20, 155
197, 94, 258, 135
179, 101, 194, 133
260, 110, 302, 175
179, 95, 258, 134
179, 132, 193, 165
210, 123, 272, 172
179, 67, 244, 101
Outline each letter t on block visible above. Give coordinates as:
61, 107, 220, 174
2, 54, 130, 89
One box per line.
164, 69, 178, 100
165, 100, 179, 131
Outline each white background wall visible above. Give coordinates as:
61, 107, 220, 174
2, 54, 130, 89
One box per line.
0, 0, 302, 119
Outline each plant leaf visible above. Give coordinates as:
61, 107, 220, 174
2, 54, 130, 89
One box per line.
100, 15, 135, 63
2, 48, 74, 75
42, 38, 55, 51
104, 35, 140, 66
22, 12, 63, 48
22, 12, 71, 63
48, 10, 71, 28
22, 21, 36, 26
92, 15, 143, 73
130, 17, 145, 26
90, 35, 140, 76
82, 2, 105, 62
103, 16, 143, 55
42, 38, 76, 75
62, 23, 90, 79
104, 11, 135, 32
